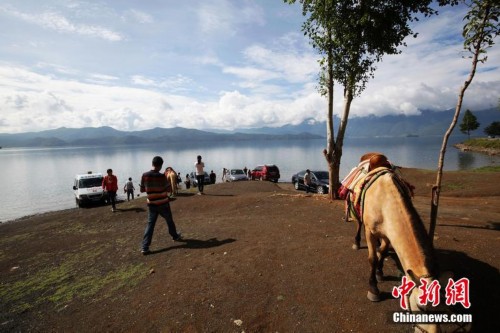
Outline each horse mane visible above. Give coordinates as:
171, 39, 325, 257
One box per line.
387, 172, 438, 277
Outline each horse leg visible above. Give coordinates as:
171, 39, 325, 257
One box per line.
366, 231, 381, 302
352, 219, 362, 250
375, 238, 390, 282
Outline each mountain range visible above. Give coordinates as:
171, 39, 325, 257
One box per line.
0, 108, 497, 148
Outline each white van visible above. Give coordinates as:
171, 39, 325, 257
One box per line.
73, 172, 106, 207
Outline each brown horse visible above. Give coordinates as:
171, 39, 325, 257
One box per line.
361, 168, 448, 332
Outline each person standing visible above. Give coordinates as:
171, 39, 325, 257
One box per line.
102, 169, 118, 212
124, 177, 135, 201
222, 168, 227, 182
184, 173, 191, 189
195, 155, 205, 195
304, 169, 312, 194
140, 156, 182, 255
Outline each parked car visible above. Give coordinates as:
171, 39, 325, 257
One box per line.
189, 171, 211, 186
73, 172, 107, 207
251, 164, 280, 182
226, 169, 248, 182
291, 170, 329, 194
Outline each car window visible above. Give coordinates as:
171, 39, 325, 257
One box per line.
267, 166, 278, 172
79, 177, 103, 188
315, 171, 329, 179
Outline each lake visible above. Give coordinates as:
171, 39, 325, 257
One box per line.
0, 136, 498, 222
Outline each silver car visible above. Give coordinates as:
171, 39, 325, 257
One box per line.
226, 169, 248, 181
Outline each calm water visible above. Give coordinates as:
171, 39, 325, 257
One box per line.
0, 136, 498, 222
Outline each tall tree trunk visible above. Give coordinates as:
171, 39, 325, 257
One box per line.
324, 47, 336, 201
429, 4, 489, 245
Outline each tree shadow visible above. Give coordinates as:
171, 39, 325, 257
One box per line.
150, 238, 236, 254
439, 222, 500, 231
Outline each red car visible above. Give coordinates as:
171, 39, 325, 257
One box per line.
250, 165, 280, 182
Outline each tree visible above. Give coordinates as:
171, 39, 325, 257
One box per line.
285, 0, 452, 200
459, 109, 480, 138
484, 121, 500, 137
430, 0, 500, 244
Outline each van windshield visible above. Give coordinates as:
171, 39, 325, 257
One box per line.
79, 177, 103, 188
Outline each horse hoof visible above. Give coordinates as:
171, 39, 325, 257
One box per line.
352, 244, 360, 250
367, 291, 381, 302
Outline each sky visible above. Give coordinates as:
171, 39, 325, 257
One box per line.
0, 0, 499, 134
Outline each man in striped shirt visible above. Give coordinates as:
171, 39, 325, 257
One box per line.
140, 156, 182, 255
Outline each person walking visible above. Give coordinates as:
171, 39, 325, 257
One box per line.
102, 168, 118, 212
194, 155, 205, 195
140, 156, 182, 255
124, 177, 135, 201
304, 169, 312, 194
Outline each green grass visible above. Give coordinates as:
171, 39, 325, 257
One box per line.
472, 165, 500, 173
0, 248, 146, 313
463, 138, 500, 149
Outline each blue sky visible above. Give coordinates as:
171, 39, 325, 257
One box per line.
0, 0, 498, 133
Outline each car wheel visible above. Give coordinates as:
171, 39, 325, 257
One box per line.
294, 182, 300, 190
317, 186, 325, 194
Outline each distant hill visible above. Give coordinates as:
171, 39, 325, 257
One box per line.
0, 126, 322, 148
0, 108, 497, 148
237, 108, 499, 138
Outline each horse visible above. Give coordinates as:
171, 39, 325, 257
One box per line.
361, 164, 452, 333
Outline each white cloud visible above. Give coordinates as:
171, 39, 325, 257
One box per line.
0, 2, 498, 134
0, 4, 123, 41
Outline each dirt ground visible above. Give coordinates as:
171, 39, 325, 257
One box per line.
1, 168, 499, 333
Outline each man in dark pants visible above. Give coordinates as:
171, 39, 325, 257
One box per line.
140, 156, 182, 255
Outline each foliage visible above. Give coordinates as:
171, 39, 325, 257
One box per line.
484, 121, 500, 136
459, 109, 480, 137
462, 0, 500, 63
284, 0, 453, 198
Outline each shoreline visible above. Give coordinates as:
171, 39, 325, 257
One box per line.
2, 164, 499, 224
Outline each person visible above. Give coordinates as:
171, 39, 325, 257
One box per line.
210, 170, 216, 184
164, 167, 178, 197
304, 169, 312, 194
140, 156, 182, 255
124, 177, 135, 201
222, 168, 227, 182
184, 173, 191, 189
102, 168, 118, 212
177, 172, 182, 188
243, 166, 248, 175
194, 155, 205, 195
247, 169, 252, 180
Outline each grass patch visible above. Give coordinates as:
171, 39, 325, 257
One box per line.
0, 248, 146, 313
472, 165, 500, 173
463, 138, 500, 149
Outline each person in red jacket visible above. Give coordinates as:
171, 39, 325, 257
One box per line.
102, 168, 118, 212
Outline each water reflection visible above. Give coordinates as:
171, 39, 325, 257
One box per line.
457, 152, 476, 170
